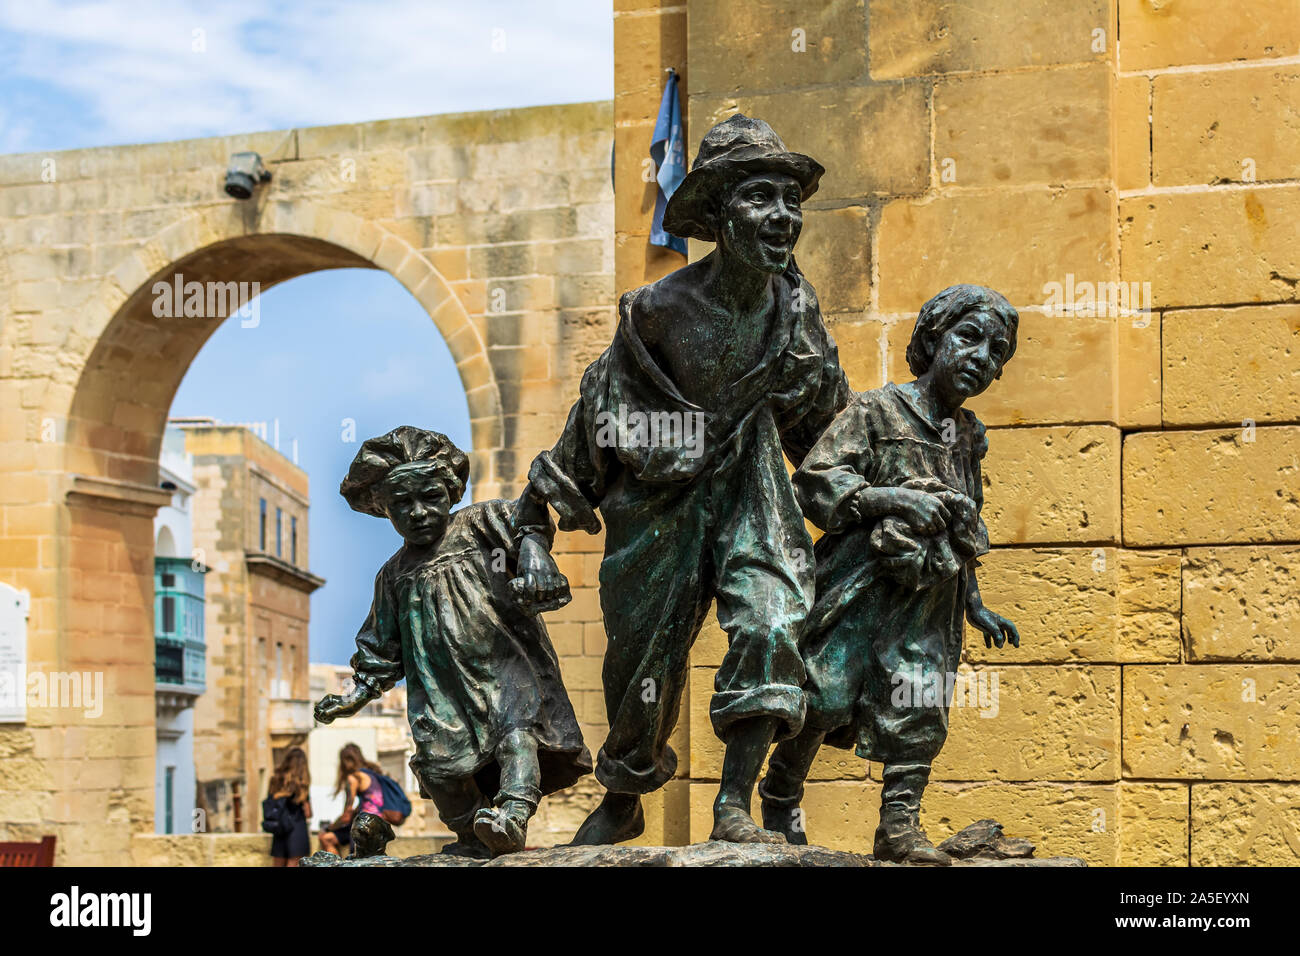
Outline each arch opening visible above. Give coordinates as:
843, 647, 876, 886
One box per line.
56, 216, 498, 836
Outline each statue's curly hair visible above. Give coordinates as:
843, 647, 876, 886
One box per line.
339, 426, 469, 518
905, 284, 1019, 378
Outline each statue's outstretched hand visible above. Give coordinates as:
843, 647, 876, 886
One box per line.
968, 604, 1020, 650
314, 687, 371, 724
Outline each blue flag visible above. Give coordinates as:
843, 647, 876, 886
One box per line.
649, 69, 687, 255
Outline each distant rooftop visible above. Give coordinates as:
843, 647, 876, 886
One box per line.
168, 416, 308, 495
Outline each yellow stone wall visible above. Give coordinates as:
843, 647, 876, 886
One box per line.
599, 0, 1298, 865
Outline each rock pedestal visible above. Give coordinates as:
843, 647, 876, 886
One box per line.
303, 842, 1085, 867
302, 818, 1084, 868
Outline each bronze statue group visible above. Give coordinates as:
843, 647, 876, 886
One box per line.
314, 115, 1021, 865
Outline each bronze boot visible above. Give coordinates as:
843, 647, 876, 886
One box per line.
757, 725, 826, 846
473, 798, 533, 857
427, 781, 493, 859
757, 769, 808, 845
873, 763, 953, 866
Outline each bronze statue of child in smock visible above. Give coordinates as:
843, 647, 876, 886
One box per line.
313, 426, 592, 858
758, 285, 1022, 865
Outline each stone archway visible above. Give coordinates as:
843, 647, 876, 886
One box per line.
43, 200, 501, 861
62, 200, 502, 494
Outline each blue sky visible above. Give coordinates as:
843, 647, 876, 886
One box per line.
0, 1, 613, 664
169, 271, 474, 666
0, 0, 613, 153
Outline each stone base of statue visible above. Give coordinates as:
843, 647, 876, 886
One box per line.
301, 818, 1084, 867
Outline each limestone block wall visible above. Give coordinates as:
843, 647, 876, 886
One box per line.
129, 831, 453, 866
1114, 0, 1300, 866
599, 0, 1300, 864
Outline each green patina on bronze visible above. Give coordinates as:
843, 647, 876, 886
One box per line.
512, 115, 851, 845
312, 116, 1030, 866
761, 284, 1023, 864
314, 426, 592, 859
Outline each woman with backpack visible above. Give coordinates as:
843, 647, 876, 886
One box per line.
264, 747, 311, 867
318, 743, 409, 856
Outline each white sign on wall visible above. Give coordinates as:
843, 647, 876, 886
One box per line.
0, 582, 31, 723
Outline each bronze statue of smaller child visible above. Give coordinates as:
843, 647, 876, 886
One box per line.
758, 285, 1022, 865
314, 426, 593, 858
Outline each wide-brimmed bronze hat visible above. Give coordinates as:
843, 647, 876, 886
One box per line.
662, 114, 824, 242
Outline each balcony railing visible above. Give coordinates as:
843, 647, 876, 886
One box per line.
155, 637, 206, 691
155, 556, 206, 693
268, 698, 313, 736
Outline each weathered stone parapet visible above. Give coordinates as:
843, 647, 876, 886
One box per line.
129, 832, 456, 866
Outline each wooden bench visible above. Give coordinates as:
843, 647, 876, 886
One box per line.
0, 835, 56, 866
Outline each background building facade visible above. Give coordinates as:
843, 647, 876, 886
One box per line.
604, 0, 1300, 866
152, 425, 204, 834
177, 420, 323, 832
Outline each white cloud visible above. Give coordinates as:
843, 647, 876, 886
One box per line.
0, 0, 613, 151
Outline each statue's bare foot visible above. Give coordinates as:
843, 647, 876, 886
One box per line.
710, 805, 788, 844
569, 792, 644, 846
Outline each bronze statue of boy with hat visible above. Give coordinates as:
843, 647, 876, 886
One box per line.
511, 115, 851, 844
